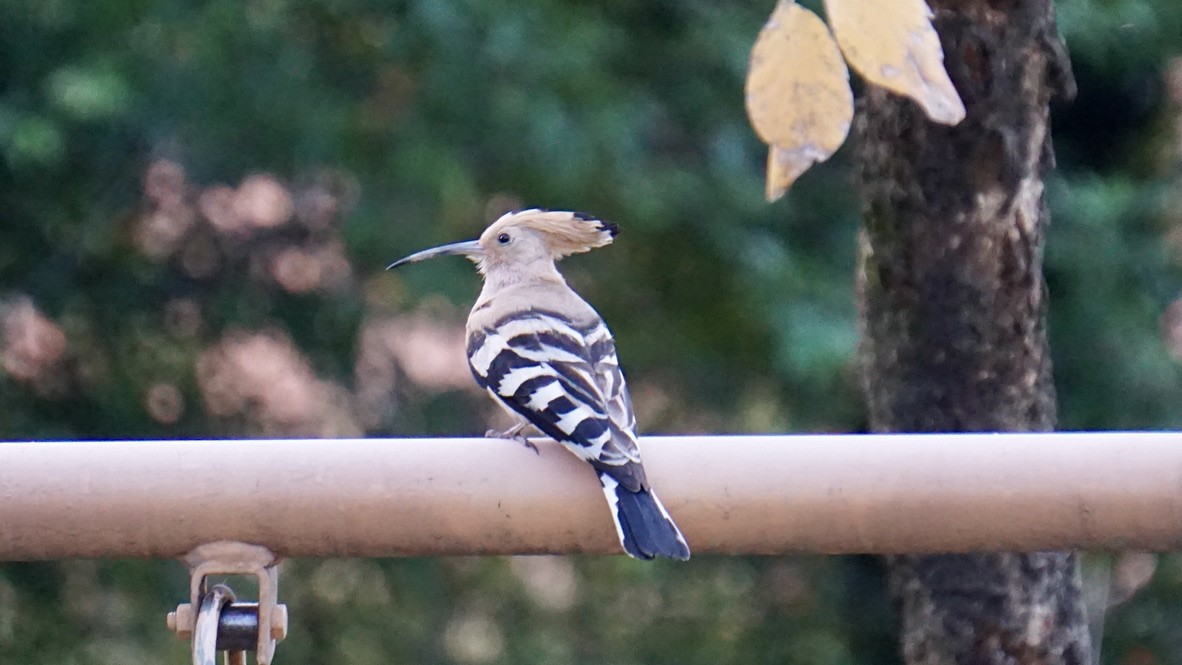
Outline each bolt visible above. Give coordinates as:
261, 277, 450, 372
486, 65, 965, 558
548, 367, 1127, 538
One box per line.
168, 604, 194, 640
271, 604, 288, 641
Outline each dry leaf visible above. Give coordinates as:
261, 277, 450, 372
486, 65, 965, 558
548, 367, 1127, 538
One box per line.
764, 146, 809, 202
824, 0, 965, 124
746, 0, 853, 201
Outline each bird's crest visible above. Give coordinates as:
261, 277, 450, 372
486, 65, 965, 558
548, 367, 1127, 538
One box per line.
484, 209, 619, 258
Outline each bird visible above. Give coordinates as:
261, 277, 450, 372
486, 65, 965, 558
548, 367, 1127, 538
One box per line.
388, 209, 690, 560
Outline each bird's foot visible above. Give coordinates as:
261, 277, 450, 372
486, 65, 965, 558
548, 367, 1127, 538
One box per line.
484, 425, 540, 455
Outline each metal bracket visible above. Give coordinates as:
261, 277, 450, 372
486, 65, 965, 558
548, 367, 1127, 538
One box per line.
167, 541, 288, 665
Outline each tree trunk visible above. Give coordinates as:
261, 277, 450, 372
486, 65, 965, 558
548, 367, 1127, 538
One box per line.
853, 1, 1090, 663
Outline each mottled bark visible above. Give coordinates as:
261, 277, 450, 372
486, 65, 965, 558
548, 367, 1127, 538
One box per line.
853, 1, 1089, 664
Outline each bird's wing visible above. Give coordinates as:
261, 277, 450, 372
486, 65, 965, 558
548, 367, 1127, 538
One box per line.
468, 310, 647, 489
584, 319, 638, 438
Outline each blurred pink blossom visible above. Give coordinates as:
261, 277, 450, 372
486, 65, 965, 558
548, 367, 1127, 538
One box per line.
198, 185, 241, 235
145, 382, 184, 425
353, 311, 475, 428
375, 314, 471, 391
1162, 298, 1182, 360
235, 174, 293, 229
143, 159, 187, 208
196, 328, 360, 436
197, 175, 294, 237
270, 240, 353, 294
1, 297, 67, 382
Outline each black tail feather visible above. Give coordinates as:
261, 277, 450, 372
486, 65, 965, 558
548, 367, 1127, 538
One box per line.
600, 472, 690, 561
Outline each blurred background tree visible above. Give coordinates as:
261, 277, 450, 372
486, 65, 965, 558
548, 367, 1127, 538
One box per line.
0, 1, 1179, 663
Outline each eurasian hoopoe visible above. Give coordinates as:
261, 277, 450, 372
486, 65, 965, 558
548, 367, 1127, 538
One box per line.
389, 209, 690, 560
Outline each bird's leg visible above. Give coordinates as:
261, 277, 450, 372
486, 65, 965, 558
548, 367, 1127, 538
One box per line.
484, 421, 540, 454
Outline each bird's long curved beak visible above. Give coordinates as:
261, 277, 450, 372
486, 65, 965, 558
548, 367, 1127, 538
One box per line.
387, 240, 482, 269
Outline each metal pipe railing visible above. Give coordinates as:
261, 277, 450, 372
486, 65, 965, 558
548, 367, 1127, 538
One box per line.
1, 433, 1180, 560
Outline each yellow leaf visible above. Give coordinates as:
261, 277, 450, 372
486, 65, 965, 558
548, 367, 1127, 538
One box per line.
746, 0, 853, 201
824, 0, 965, 124
765, 146, 817, 202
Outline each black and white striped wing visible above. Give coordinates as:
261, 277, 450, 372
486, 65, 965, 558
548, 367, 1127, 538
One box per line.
585, 320, 638, 444
467, 311, 641, 474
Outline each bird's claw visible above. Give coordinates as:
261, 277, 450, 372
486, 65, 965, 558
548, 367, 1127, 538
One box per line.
485, 427, 540, 455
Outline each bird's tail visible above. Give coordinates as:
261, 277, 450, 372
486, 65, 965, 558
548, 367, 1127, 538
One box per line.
598, 472, 690, 560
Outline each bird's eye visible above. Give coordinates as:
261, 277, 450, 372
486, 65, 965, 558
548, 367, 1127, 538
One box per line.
497, 233, 511, 244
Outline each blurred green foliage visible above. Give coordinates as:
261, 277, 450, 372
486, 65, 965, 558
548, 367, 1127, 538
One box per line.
0, 0, 1179, 663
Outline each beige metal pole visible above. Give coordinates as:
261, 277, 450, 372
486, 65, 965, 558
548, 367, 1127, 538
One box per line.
0, 433, 1180, 560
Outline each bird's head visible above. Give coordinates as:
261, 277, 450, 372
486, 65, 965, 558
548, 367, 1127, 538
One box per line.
388, 209, 619, 274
